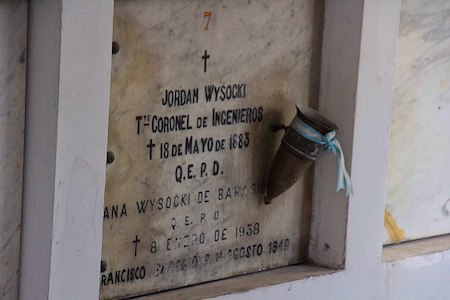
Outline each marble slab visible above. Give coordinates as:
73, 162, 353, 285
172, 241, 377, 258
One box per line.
101, 0, 323, 298
385, 0, 450, 244
0, 1, 27, 299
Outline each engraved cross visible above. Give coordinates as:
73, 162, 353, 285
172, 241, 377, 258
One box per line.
202, 50, 210, 73
132, 235, 140, 257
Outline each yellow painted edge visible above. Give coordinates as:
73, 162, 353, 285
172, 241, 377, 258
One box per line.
384, 209, 405, 243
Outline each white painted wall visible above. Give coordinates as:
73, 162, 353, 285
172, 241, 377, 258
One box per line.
0, 1, 27, 300
3, 0, 448, 299
384, 248, 450, 299
20, 1, 113, 299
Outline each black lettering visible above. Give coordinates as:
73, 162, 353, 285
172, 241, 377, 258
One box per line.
185, 216, 191, 226
214, 86, 220, 101
139, 266, 146, 279
182, 193, 190, 206
147, 114, 193, 133
111, 205, 118, 218
203, 83, 246, 103
104, 204, 127, 220
162, 88, 199, 107
214, 228, 227, 242
103, 207, 109, 220
130, 268, 135, 281
149, 199, 156, 211
157, 198, 163, 210
257, 244, 263, 255
101, 275, 107, 286
101, 266, 146, 286
228, 244, 263, 261
226, 85, 232, 99
120, 204, 127, 217
136, 200, 148, 214
205, 85, 214, 102
212, 160, 220, 176
136, 116, 142, 135
212, 106, 263, 127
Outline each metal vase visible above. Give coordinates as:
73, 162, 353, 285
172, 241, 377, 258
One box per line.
265, 105, 338, 204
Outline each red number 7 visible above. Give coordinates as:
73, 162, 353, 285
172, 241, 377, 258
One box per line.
204, 11, 212, 31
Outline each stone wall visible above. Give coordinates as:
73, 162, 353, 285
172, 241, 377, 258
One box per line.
0, 1, 27, 299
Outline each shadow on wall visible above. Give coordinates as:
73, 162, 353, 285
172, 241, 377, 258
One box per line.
0, 1, 27, 299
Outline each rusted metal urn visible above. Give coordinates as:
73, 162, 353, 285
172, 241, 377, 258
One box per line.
265, 105, 339, 204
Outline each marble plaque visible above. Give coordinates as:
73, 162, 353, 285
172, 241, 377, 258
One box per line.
101, 0, 323, 298
385, 0, 450, 244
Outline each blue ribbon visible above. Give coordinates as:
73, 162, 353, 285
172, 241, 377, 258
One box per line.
291, 116, 353, 197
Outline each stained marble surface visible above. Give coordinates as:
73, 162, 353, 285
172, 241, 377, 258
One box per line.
102, 0, 323, 298
386, 0, 450, 244
0, 1, 27, 299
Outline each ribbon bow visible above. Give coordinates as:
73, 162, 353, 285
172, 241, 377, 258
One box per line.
291, 117, 353, 197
